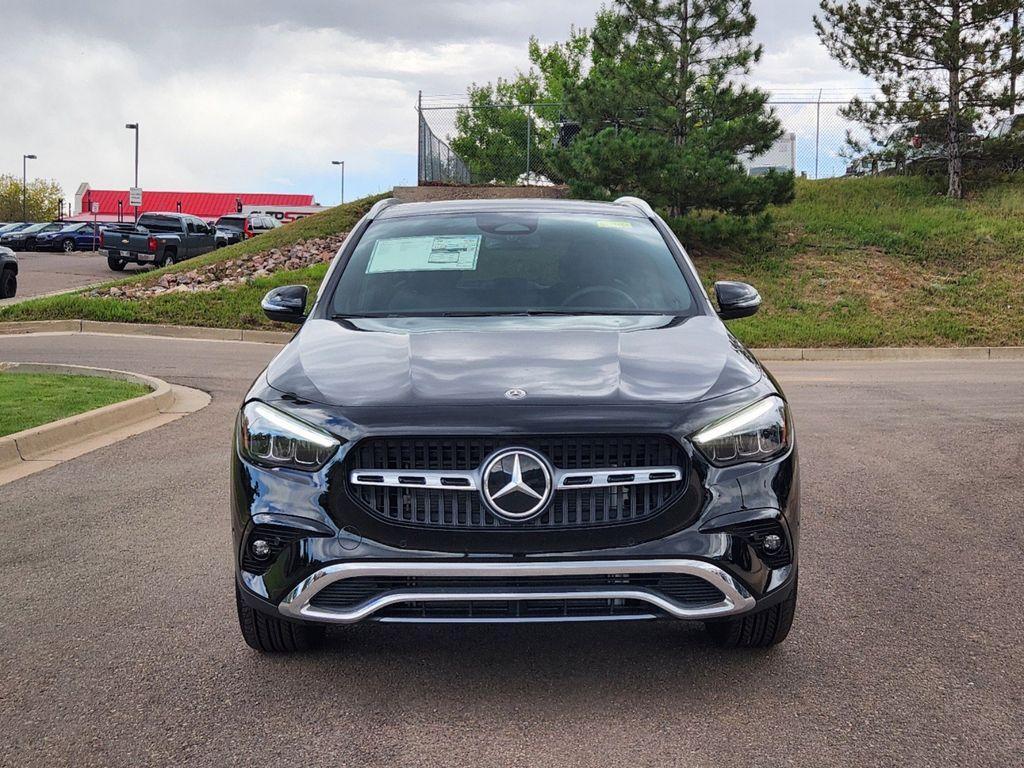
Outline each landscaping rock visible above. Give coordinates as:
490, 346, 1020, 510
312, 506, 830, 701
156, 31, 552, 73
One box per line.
86, 234, 348, 301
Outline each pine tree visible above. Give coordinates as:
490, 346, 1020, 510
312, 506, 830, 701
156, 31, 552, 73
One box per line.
553, 0, 794, 216
815, 0, 1023, 198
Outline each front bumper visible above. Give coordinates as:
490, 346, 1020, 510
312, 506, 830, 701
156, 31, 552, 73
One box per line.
276, 558, 758, 624
233, 458, 799, 626
232, 388, 800, 625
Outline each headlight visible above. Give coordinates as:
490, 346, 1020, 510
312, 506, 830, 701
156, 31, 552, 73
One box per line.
692, 396, 791, 467
238, 401, 340, 471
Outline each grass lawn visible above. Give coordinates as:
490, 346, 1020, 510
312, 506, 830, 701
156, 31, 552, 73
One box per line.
694, 175, 1024, 347
1, 177, 1022, 347
0, 372, 150, 437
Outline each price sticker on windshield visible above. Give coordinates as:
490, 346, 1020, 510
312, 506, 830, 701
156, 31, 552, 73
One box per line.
367, 235, 481, 273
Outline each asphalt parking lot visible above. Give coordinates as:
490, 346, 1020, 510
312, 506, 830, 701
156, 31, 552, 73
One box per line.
0, 332, 1021, 768
0, 250, 148, 306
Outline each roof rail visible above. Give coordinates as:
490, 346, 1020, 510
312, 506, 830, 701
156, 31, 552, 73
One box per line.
366, 197, 402, 218
613, 196, 657, 219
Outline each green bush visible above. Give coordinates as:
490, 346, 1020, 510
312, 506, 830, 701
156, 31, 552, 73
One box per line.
666, 211, 776, 255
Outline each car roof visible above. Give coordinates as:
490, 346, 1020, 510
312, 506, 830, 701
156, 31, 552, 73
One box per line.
375, 198, 649, 220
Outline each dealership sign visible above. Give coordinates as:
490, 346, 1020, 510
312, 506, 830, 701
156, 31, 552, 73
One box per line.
242, 204, 324, 223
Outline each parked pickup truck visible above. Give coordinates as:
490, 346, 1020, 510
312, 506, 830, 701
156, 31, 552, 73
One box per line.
101, 212, 217, 271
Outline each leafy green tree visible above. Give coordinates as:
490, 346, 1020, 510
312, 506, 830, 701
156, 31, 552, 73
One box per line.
816, 0, 1023, 198
0, 175, 64, 221
551, 0, 794, 216
450, 32, 589, 183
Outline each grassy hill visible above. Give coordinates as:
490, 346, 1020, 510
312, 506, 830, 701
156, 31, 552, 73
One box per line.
2, 177, 1022, 347
702, 175, 1024, 347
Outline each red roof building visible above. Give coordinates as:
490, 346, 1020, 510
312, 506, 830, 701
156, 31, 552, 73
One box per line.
71, 183, 316, 222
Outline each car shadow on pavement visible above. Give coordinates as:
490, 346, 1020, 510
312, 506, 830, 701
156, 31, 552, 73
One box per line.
242, 621, 787, 703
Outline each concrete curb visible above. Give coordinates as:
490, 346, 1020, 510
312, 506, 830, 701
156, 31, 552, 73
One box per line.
754, 346, 1024, 361
0, 362, 175, 470
0, 319, 295, 344
0, 319, 1022, 359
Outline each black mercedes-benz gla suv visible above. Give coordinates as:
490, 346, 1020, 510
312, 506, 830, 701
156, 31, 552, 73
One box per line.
232, 196, 799, 652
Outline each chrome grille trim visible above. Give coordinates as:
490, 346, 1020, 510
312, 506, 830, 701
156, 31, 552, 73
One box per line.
278, 559, 755, 624
349, 466, 682, 490
350, 470, 479, 490
556, 467, 683, 489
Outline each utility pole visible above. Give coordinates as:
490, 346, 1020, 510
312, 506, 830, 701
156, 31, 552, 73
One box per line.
1012, 9, 1020, 115
331, 160, 345, 204
22, 154, 36, 221
525, 105, 533, 184
125, 123, 139, 221
815, 89, 823, 180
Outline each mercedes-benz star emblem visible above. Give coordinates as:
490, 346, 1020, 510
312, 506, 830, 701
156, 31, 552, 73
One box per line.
504, 388, 527, 400
481, 447, 553, 521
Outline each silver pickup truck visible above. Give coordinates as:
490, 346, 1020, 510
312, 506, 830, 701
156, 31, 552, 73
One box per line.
102, 212, 217, 271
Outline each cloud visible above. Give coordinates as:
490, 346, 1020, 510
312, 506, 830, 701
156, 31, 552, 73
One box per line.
1, 0, 867, 207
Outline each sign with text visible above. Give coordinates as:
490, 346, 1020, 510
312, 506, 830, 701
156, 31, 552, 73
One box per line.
129, 187, 143, 207
242, 205, 324, 223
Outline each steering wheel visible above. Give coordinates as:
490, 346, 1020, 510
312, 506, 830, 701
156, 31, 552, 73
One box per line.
561, 285, 640, 310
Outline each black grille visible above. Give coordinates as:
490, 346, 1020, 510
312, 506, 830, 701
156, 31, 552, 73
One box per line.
377, 599, 657, 620
726, 519, 792, 569
309, 572, 724, 610
345, 435, 686, 530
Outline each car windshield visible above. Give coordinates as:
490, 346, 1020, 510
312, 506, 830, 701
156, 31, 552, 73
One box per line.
216, 217, 245, 231
329, 211, 696, 317
20, 224, 48, 233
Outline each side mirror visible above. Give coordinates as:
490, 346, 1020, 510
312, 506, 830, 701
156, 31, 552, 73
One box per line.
714, 281, 761, 320
262, 285, 308, 324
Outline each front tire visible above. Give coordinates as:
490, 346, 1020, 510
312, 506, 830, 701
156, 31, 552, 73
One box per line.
107, 256, 126, 271
0, 269, 16, 299
235, 583, 324, 653
62, 238, 76, 253
705, 575, 797, 649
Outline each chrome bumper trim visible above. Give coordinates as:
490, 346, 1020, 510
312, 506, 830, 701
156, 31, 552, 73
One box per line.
277, 559, 755, 624
348, 466, 683, 491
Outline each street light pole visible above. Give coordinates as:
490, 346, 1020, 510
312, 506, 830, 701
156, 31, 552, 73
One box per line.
126, 123, 139, 221
331, 160, 345, 205
22, 154, 36, 221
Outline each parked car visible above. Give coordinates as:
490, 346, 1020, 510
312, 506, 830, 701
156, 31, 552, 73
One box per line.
0, 222, 67, 251
101, 212, 217, 271
0, 246, 17, 298
214, 213, 280, 247
233, 196, 800, 653
34, 222, 103, 252
0, 222, 29, 236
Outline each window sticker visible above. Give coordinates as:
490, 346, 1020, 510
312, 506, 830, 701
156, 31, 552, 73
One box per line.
595, 220, 633, 229
366, 235, 482, 274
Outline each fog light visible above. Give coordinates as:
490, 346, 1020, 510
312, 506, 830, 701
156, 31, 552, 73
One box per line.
762, 534, 783, 553
250, 539, 272, 559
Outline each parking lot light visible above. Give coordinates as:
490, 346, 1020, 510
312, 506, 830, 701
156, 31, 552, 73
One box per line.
22, 154, 36, 221
126, 123, 139, 221
331, 160, 345, 204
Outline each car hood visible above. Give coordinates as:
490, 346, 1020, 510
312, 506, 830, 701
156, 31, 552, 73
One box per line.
267, 315, 763, 408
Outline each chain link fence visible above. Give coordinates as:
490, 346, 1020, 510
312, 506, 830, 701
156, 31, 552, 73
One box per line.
417, 92, 875, 186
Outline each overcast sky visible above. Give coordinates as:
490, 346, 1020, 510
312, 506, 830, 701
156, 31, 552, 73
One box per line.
1, 0, 870, 208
